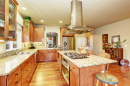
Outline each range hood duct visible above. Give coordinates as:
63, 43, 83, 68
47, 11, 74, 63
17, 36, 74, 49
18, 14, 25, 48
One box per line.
66, 0, 94, 32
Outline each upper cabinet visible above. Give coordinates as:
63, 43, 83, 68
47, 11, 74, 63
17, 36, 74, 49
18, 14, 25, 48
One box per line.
22, 21, 34, 42
0, 0, 18, 41
34, 26, 44, 42
60, 27, 74, 37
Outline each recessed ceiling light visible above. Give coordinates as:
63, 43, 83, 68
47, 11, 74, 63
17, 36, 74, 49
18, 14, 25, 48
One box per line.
22, 7, 27, 10
59, 21, 63, 23
41, 20, 44, 22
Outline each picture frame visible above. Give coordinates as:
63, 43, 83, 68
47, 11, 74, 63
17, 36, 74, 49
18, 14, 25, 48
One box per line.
102, 34, 108, 43
103, 43, 108, 49
111, 35, 120, 44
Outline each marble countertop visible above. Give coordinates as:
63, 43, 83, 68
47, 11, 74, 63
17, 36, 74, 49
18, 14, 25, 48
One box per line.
58, 50, 117, 68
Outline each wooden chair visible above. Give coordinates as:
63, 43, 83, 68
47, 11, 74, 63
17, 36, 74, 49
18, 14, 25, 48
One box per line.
98, 52, 111, 59
96, 73, 119, 86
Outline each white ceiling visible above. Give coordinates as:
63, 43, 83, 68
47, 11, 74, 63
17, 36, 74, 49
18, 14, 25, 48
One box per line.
17, 0, 130, 28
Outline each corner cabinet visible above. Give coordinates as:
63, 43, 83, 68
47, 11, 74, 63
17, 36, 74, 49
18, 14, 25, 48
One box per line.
0, 0, 18, 41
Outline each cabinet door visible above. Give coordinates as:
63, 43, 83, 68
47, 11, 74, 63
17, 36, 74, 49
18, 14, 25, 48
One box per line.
38, 50, 44, 61
59, 55, 62, 73
49, 50, 56, 61
43, 51, 50, 61
70, 70, 79, 86
34, 27, 44, 42
0, 0, 5, 40
8, 0, 17, 40
29, 22, 34, 42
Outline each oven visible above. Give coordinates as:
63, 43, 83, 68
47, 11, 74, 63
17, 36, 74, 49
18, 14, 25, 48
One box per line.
62, 57, 69, 85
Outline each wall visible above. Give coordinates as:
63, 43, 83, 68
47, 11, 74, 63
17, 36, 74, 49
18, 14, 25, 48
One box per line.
38, 25, 61, 47
93, 18, 130, 62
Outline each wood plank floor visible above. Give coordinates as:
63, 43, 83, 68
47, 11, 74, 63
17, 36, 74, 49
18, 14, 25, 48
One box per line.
29, 62, 130, 86
29, 62, 68, 86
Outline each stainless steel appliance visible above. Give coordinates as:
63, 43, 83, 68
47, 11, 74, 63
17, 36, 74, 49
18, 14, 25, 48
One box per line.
62, 37, 75, 50
62, 57, 69, 85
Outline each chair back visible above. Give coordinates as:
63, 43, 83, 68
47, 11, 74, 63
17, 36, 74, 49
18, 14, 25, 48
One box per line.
98, 52, 111, 59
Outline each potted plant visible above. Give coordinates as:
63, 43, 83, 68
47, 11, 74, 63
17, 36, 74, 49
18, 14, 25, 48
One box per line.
116, 39, 126, 48
24, 17, 31, 31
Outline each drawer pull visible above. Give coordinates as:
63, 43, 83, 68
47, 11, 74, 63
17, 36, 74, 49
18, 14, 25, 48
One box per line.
70, 70, 72, 71
16, 73, 18, 75
27, 70, 28, 71
27, 80, 28, 82
15, 81, 18, 83
73, 67, 74, 69
27, 62, 28, 63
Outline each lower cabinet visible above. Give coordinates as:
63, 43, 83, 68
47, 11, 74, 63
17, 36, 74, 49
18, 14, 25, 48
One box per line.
7, 66, 22, 86
1, 53, 36, 86
70, 62, 79, 86
21, 54, 35, 86
37, 50, 57, 62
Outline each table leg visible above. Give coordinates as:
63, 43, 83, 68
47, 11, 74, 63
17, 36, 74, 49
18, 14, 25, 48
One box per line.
105, 83, 108, 86
96, 79, 99, 86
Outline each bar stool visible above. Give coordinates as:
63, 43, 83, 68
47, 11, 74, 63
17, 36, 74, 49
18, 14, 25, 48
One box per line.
96, 73, 119, 86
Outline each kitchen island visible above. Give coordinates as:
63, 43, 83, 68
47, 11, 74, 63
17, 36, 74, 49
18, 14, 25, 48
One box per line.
58, 50, 116, 86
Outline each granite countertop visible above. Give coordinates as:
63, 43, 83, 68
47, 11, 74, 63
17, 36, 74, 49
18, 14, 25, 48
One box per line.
0, 52, 35, 76
0, 48, 62, 76
58, 50, 117, 68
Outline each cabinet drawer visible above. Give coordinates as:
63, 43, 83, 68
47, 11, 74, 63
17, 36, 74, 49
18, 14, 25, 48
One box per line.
8, 67, 22, 86
21, 55, 33, 70
22, 64, 31, 83
70, 62, 79, 75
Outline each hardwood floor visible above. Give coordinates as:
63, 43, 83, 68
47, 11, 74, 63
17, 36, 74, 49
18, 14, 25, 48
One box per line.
29, 62, 130, 86
29, 62, 68, 86
108, 63, 130, 86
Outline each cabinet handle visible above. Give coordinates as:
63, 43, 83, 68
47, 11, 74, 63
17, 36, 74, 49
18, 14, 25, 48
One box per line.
27, 80, 28, 82
16, 73, 18, 75
27, 62, 28, 63
70, 70, 72, 71
15, 81, 18, 83
27, 70, 28, 71
73, 67, 74, 69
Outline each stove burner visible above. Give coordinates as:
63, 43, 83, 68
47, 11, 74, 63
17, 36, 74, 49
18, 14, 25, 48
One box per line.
64, 52, 88, 59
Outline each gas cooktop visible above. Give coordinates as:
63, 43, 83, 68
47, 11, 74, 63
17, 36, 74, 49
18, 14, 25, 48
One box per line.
64, 52, 88, 59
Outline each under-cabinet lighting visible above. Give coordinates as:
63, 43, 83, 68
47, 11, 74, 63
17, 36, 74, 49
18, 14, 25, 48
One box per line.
22, 7, 27, 10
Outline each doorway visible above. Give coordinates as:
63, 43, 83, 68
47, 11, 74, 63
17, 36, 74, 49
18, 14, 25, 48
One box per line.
47, 32, 58, 48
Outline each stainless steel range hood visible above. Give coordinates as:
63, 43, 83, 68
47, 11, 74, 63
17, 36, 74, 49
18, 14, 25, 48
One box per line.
65, 0, 94, 34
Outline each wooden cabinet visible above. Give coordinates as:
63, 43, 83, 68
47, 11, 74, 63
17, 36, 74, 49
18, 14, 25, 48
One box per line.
37, 50, 57, 62
0, 0, 18, 41
0, 53, 36, 86
21, 54, 35, 86
60, 27, 74, 37
69, 62, 106, 86
70, 62, 79, 86
59, 54, 62, 73
34, 26, 44, 42
105, 48, 123, 64
22, 21, 34, 42
60, 27, 74, 48
7, 66, 22, 86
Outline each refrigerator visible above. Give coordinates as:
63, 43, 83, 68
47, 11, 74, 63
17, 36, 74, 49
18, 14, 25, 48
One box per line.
62, 37, 75, 50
